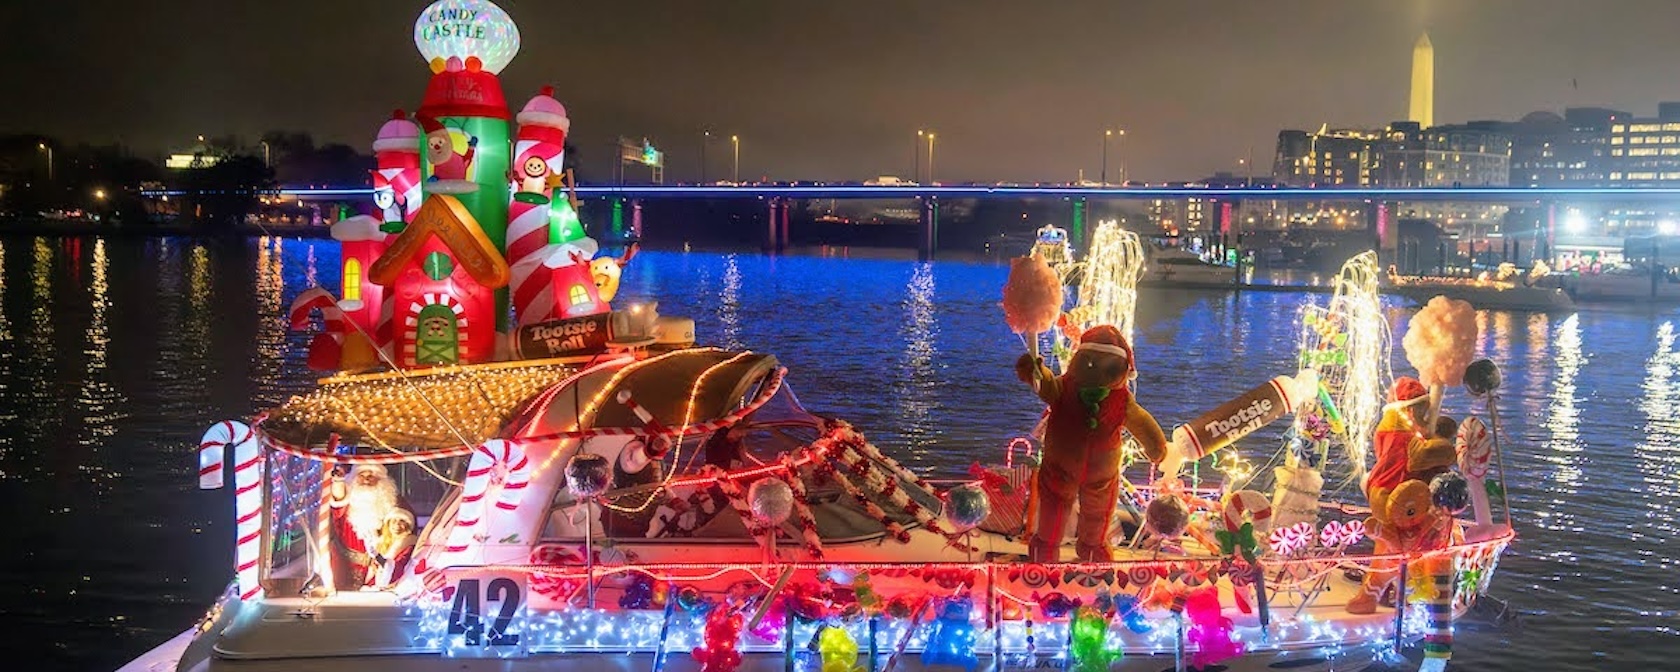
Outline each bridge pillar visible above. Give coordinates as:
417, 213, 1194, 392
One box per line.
779, 198, 790, 252
631, 199, 643, 240
1367, 201, 1395, 267
611, 199, 625, 239
1543, 201, 1557, 264
1071, 198, 1087, 249
765, 198, 783, 253
919, 197, 940, 261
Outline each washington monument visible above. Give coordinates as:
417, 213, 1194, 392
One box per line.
1410, 32, 1434, 128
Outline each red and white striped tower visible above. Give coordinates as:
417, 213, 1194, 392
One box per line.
507, 87, 571, 326
371, 111, 422, 357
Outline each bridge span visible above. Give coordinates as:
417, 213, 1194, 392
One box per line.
145, 184, 1680, 259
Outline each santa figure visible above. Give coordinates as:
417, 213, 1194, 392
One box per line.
418, 114, 477, 190
368, 508, 417, 590
329, 464, 414, 590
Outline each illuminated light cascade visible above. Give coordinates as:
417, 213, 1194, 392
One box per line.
1071, 220, 1147, 346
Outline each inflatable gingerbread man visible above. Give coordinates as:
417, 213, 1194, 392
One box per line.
1016, 325, 1168, 562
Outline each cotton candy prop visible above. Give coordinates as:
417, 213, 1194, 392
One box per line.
1402, 296, 1479, 388
1002, 252, 1063, 354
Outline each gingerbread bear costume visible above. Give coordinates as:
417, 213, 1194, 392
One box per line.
1016, 325, 1168, 562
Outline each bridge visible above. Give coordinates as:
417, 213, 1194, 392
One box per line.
144, 184, 1680, 258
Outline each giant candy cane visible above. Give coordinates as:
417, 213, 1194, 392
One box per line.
443, 439, 532, 555
507, 197, 557, 326
200, 421, 264, 601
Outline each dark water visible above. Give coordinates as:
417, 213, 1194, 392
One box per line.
1, 235, 1677, 671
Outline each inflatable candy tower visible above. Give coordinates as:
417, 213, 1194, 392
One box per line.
289, 0, 643, 371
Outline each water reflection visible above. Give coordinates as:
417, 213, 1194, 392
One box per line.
1537, 313, 1584, 536
892, 263, 939, 454
77, 240, 125, 487
1637, 323, 1680, 549
716, 254, 742, 349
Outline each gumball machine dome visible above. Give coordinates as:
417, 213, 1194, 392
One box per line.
413, 0, 521, 75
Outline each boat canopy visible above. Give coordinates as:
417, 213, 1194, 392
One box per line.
260, 359, 584, 450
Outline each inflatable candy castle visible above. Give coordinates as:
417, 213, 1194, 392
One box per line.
290, 0, 645, 373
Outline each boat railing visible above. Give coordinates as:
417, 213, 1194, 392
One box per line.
403, 528, 1512, 657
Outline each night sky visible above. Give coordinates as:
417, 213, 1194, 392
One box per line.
9, 0, 1680, 182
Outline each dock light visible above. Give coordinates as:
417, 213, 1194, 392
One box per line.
1565, 209, 1588, 234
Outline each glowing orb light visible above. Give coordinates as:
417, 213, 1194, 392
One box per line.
414, 0, 521, 74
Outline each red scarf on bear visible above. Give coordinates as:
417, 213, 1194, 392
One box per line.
1047, 378, 1131, 444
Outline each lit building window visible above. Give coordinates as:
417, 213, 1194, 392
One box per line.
343, 259, 362, 301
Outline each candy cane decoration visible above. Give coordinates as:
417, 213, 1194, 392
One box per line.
1457, 416, 1495, 527
200, 420, 265, 601
507, 198, 557, 326
443, 439, 531, 555
1222, 489, 1274, 538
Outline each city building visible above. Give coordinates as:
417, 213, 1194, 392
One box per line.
1607, 104, 1680, 186
1505, 108, 1624, 187
1271, 126, 1381, 187
1374, 121, 1511, 188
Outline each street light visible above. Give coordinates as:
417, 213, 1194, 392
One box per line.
94, 188, 107, 201
927, 132, 940, 184
1116, 129, 1127, 184
261, 140, 271, 168
38, 142, 53, 182
915, 129, 924, 183
731, 135, 740, 183
1102, 130, 1113, 185
701, 130, 711, 184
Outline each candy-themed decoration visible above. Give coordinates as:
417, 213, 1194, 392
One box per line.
565, 453, 612, 498
199, 421, 264, 601
692, 608, 745, 672
1068, 606, 1120, 672
1463, 358, 1502, 398
920, 597, 978, 672
1216, 490, 1271, 562
1456, 416, 1495, 527
817, 625, 862, 672
367, 194, 510, 368
1159, 370, 1319, 481
1000, 251, 1063, 355
1184, 586, 1244, 668
1267, 522, 1316, 557
1430, 472, 1471, 514
943, 483, 991, 533
442, 439, 530, 555
288, 286, 356, 371
747, 478, 795, 527
1401, 295, 1480, 429
1144, 493, 1190, 539
372, 111, 424, 227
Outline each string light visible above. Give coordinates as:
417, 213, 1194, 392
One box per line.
1072, 220, 1147, 346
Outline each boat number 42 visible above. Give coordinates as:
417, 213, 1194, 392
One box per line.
444, 573, 528, 654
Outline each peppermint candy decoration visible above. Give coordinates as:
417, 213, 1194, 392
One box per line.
1319, 520, 1356, 549
1268, 521, 1316, 557
1127, 564, 1162, 589
1456, 416, 1494, 479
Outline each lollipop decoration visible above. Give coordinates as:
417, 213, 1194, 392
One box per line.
1455, 416, 1495, 527
1068, 606, 1121, 672
943, 483, 990, 561
748, 478, 795, 564
1430, 472, 1471, 515
566, 453, 611, 607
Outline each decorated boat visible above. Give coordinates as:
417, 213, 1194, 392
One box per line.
118, 4, 1516, 672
